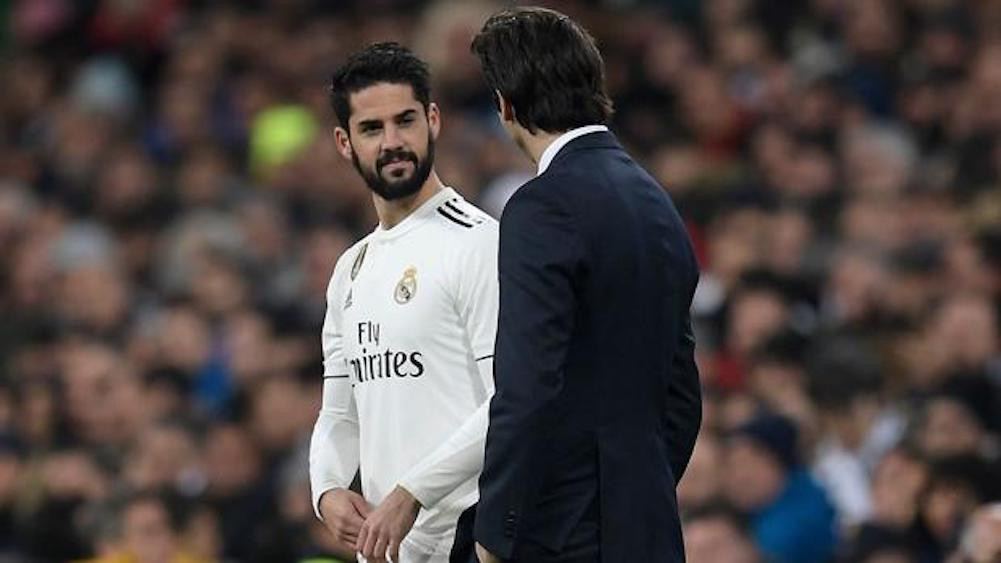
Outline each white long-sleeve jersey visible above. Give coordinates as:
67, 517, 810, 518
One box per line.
309, 187, 495, 558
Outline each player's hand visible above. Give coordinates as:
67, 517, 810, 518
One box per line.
319, 488, 372, 549
476, 542, 501, 563
358, 485, 421, 563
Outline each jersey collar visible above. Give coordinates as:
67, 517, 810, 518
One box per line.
372, 186, 457, 241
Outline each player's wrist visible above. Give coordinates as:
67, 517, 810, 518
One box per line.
395, 484, 423, 511
321, 486, 345, 500
319, 487, 348, 510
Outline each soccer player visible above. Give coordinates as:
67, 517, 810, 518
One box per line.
308, 43, 498, 563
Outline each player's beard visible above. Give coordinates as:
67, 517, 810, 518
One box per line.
352, 132, 435, 201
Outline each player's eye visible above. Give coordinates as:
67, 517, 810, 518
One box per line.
398, 115, 415, 127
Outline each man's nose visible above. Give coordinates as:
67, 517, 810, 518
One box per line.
381, 123, 404, 151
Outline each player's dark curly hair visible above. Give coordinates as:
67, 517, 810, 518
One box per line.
329, 42, 431, 129
471, 7, 613, 134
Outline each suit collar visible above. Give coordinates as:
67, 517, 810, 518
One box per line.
541, 129, 622, 175
536, 125, 611, 176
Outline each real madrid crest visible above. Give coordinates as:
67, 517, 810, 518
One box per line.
394, 266, 417, 304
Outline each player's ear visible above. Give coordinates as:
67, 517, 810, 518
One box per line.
334, 126, 353, 161
496, 90, 515, 124
427, 102, 441, 140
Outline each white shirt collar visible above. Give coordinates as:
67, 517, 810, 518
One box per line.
536, 125, 610, 176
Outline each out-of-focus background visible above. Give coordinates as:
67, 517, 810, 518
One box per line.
1, 0, 1000, 562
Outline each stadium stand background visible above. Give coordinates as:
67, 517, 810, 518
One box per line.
1, 0, 1000, 561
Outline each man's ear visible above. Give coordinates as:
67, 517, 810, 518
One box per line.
334, 127, 353, 161
427, 102, 441, 140
496, 90, 515, 124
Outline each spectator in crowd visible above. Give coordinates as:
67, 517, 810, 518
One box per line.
917, 455, 1001, 561
949, 503, 1001, 563
859, 445, 930, 543
723, 413, 838, 563
80, 491, 210, 563
683, 503, 761, 563
846, 525, 918, 563
808, 337, 905, 529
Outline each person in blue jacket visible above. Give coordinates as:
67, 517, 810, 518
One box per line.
724, 413, 838, 563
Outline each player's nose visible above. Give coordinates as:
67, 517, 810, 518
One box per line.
381, 123, 405, 151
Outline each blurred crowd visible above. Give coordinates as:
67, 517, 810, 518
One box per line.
1, 0, 1000, 562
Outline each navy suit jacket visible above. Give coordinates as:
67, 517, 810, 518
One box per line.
471, 131, 702, 562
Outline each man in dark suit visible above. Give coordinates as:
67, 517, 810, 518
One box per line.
457, 7, 702, 563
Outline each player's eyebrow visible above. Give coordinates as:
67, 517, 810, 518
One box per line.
356, 109, 417, 130
357, 118, 383, 129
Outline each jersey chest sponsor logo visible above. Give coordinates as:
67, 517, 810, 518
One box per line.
350, 321, 425, 383
394, 266, 417, 304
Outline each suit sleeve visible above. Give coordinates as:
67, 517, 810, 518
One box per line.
309, 256, 360, 520
474, 186, 583, 559
663, 311, 701, 483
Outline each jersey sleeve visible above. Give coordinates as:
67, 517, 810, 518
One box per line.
398, 400, 489, 508
309, 251, 361, 520
454, 224, 500, 362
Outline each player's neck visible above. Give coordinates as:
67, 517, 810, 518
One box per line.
519, 130, 564, 166
373, 172, 445, 230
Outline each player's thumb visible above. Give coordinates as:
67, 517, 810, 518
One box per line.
350, 493, 374, 517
